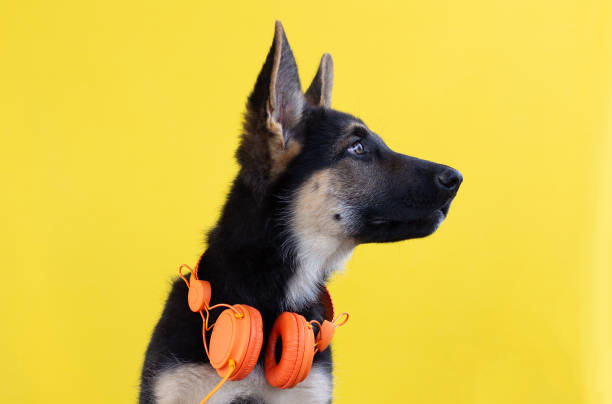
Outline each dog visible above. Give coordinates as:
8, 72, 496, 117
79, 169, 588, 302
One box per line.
139, 21, 462, 404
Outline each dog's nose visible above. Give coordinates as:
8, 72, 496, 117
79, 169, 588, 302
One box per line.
436, 168, 462, 192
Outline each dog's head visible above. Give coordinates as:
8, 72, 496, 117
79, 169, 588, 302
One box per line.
238, 22, 462, 248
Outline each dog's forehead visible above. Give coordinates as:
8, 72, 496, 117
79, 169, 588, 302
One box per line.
332, 110, 365, 131
334, 113, 385, 146
342, 120, 368, 135
306, 108, 367, 139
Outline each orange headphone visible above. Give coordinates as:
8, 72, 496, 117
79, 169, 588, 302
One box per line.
178, 263, 349, 403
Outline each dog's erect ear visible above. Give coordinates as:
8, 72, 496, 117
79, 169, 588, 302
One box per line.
305, 53, 333, 108
239, 21, 305, 195
246, 21, 304, 147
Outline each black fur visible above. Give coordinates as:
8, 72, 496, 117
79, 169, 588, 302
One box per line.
138, 107, 338, 402
140, 21, 461, 404
139, 170, 333, 402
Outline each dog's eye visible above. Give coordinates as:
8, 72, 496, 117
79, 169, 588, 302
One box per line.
348, 141, 365, 155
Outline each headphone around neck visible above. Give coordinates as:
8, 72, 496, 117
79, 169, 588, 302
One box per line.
178, 263, 349, 403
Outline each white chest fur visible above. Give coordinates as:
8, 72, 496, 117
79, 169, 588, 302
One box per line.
154, 363, 332, 404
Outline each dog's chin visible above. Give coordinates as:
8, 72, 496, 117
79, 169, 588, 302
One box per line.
353, 205, 450, 243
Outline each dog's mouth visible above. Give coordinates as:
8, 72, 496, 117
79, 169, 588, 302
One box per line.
439, 200, 451, 216
367, 198, 452, 226
352, 196, 456, 243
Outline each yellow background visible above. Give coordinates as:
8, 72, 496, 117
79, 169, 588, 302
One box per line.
1, 1, 610, 403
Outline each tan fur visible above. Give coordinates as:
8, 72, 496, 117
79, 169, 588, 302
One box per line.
284, 170, 356, 310
305, 53, 334, 108
319, 57, 327, 104
270, 140, 302, 180
294, 171, 345, 238
259, 21, 303, 182
266, 22, 284, 127
318, 54, 332, 107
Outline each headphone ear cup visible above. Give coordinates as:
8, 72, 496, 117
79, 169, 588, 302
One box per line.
315, 320, 335, 352
208, 304, 263, 381
188, 280, 211, 312
294, 322, 315, 385
230, 305, 263, 381
264, 312, 315, 389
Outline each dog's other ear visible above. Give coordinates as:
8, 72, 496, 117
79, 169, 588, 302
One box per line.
239, 21, 305, 195
245, 21, 304, 147
305, 53, 333, 108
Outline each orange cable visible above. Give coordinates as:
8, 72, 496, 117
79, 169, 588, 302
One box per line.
199, 311, 211, 358
178, 265, 192, 288
209, 302, 244, 318
199, 359, 235, 404
333, 312, 349, 327
309, 320, 322, 329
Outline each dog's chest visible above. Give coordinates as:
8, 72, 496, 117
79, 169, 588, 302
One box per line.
154, 363, 332, 404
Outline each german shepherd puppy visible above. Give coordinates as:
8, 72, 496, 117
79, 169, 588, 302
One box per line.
140, 21, 462, 404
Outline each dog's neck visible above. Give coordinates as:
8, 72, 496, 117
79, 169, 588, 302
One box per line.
201, 231, 352, 314
281, 231, 354, 311
200, 178, 353, 313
